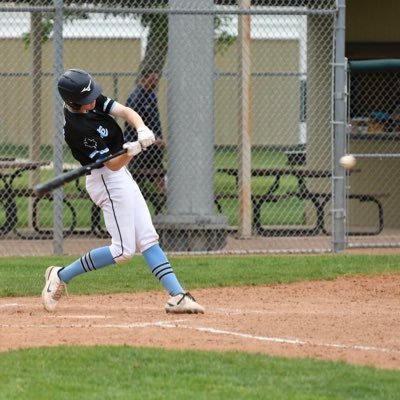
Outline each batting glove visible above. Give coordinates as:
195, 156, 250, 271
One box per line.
137, 126, 155, 148
123, 141, 142, 157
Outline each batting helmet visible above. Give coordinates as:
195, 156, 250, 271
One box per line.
58, 69, 102, 106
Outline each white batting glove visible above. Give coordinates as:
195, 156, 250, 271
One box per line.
137, 126, 155, 148
123, 141, 142, 157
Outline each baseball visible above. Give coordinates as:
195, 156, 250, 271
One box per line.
340, 154, 356, 169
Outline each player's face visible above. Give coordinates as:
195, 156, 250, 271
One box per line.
81, 100, 96, 112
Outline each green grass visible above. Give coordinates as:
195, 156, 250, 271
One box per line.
0, 346, 399, 400
0, 144, 76, 163
213, 146, 289, 169
1, 254, 400, 297
216, 196, 306, 226
1, 254, 399, 398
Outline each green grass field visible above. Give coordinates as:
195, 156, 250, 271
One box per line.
0, 254, 400, 399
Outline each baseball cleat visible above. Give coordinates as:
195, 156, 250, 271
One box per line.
165, 292, 205, 314
41, 266, 66, 312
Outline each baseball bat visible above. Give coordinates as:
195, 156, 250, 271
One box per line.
33, 148, 128, 196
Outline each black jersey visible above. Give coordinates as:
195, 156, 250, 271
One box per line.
63, 94, 124, 166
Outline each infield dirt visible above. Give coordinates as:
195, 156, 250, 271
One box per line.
1, 273, 399, 370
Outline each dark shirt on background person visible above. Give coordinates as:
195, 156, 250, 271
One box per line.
124, 71, 166, 211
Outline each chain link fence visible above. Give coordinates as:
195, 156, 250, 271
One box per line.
347, 59, 400, 249
1, 0, 394, 256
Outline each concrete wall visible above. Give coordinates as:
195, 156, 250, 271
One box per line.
215, 38, 300, 146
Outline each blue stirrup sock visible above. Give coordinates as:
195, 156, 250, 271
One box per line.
143, 244, 184, 296
58, 246, 115, 284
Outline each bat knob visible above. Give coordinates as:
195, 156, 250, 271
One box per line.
33, 183, 47, 197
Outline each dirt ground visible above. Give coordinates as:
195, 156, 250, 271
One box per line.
1, 274, 399, 370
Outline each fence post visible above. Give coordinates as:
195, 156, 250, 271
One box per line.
52, 0, 64, 255
332, 0, 347, 252
29, 11, 42, 229
237, 0, 252, 238
154, 0, 228, 251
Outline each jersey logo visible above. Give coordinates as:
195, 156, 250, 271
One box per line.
97, 125, 109, 138
81, 79, 92, 93
83, 137, 97, 149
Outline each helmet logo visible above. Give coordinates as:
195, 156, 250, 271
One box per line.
81, 79, 92, 93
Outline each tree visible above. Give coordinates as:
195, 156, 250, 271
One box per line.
21, 1, 233, 80
136, 10, 169, 78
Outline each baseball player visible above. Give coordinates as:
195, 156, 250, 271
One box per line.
41, 68, 204, 314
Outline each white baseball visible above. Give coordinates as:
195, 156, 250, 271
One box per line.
340, 154, 356, 169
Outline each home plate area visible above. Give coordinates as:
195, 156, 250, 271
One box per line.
1, 275, 399, 370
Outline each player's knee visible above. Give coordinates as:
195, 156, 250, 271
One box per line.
110, 245, 135, 264
114, 251, 134, 264
138, 237, 160, 254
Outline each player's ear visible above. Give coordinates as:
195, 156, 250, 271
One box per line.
66, 101, 82, 111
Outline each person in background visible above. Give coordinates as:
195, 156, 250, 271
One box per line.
124, 69, 166, 213
389, 100, 400, 132
41, 68, 204, 315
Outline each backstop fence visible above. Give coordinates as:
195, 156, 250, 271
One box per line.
0, 0, 398, 256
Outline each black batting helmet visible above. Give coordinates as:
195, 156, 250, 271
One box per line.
57, 69, 102, 106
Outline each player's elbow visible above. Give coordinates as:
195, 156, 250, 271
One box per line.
104, 163, 120, 171
104, 158, 125, 171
